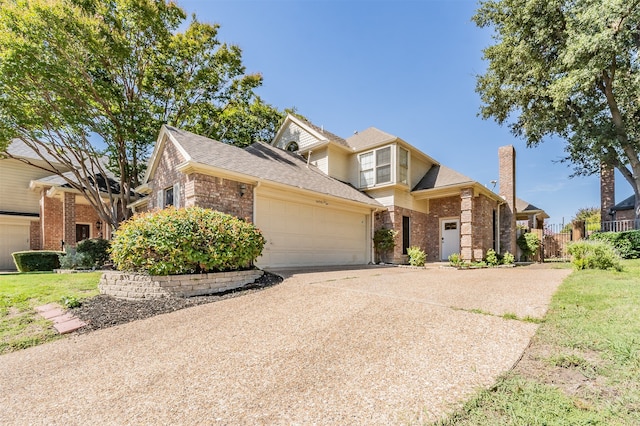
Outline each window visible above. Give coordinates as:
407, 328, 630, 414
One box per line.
398, 147, 408, 185
157, 183, 179, 209
164, 186, 174, 207
359, 146, 392, 187
285, 141, 299, 152
75, 224, 90, 243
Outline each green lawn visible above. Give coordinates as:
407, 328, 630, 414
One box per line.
433, 260, 640, 425
0, 272, 100, 354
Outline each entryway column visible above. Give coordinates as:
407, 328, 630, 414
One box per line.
63, 192, 76, 249
460, 188, 473, 261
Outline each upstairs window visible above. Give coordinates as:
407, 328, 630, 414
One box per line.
285, 141, 299, 152
359, 146, 392, 187
157, 183, 180, 209
398, 147, 408, 185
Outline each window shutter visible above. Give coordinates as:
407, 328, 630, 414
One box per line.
157, 190, 164, 209
173, 183, 180, 208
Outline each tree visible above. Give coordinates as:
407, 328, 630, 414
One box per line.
562, 206, 600, 232
0, 0, 285, 230
474, 0, 640, 217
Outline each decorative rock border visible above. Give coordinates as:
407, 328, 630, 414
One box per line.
99, 269, 264, 300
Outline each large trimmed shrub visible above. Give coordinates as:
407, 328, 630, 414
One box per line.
589, 230, 640, 259
517, 231, 540, 261
110, 207, 266, 275
567, 240, 623, 271
12, 250, 63, 272
76, 238, 111, 266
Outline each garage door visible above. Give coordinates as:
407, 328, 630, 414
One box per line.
0, 224, 30, 270
255, 196, 369, 268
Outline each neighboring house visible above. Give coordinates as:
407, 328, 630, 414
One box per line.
135, 115, 548, 268
516, 198, 549, 229
0, 140, 109, 270
600, 165, 637, 223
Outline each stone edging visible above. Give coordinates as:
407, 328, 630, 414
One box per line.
99, 269, 264, 299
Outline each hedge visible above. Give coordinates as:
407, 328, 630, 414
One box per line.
12, 251, 64, 272
589, 230, 640, 259
110, 207, 266, 275
76, 238, 110, 266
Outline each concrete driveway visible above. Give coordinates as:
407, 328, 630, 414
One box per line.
0, 265, 570, 425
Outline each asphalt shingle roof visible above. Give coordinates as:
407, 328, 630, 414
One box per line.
412, 164, 474, 191
165, 126, 381, 207
298, 119, 350, 148
345, 127, 397, 151
613, 195, 635, 211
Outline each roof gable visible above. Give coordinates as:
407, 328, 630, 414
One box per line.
272, 114, 350, 151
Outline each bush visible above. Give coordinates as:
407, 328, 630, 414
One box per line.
407, 246, 427, 266
589, 230, 640, 259
567, 240, 623, 271
373, 228, 397, 252
11, 250, 63, 272
517, 232, 541, 260
58, 248, 93, 270
502, 251, 515, 265
110, 207, 266, 275
448, 253, 462, 267
485, 249, 499, 266
76, 238, 110, 266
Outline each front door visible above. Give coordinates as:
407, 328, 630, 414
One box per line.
76, 224, 90, 243
441, 219, 460, 260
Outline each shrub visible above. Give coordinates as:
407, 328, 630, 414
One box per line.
502, 251, 515, 265
58, 248, 93, 270
76, 238, 111, 266
373, 228, 397, 252
11, 250, 63, 272
448, 253, 462, 267
517, 232, 541, 260
110, 207, 266, 275
485, 249, 499, 266
407, 246, 427, 266
567, 240, 623, 271
590, 230, 640, 259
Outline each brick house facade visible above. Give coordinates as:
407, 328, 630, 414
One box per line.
132, 117, 546, 268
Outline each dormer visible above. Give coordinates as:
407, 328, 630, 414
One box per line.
271, 114, 353, 180
346, 128, 438, 191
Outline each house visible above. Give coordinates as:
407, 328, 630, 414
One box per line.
600, 165, 637, 223
0, 140, 110, 270
134, 115, 547, 268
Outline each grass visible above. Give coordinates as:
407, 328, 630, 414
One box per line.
0, 272, 100, 354
431, 259, 640, 425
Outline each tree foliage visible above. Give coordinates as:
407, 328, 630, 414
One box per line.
474, 0, 640, 215
0, 0, 285, 229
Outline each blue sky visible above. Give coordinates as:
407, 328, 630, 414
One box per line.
177, 0, 628, 224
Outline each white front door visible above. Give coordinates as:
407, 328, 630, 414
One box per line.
441, 219, 460, 261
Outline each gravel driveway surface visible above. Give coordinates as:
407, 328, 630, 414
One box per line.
0, 264, 570, 425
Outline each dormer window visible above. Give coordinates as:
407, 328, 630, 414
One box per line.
398, 147, 408, 185
359, 146, 391, 187
285, 141, 299, 152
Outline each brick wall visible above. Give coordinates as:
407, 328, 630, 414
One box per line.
374, 205, 428, 263
41, 192, 63, 251
30, 220, 41, 250
472, 193, 499, 260
499, 145, 516, 254
184, 173, 254, 222
148, 137, 186, 209
75, 203, 102, 239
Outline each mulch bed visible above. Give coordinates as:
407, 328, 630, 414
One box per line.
71, 271, 283, 334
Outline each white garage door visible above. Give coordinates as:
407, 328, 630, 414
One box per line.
255, 196, 369, 268
0, 224, 30, 270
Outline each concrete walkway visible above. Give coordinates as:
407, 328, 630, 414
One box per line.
0, 265, 571, 425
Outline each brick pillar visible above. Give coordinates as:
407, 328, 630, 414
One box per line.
499, 145, 517, 255
63, 192, 76, 249
600, 164, 615, 223
460, 188, 473, 261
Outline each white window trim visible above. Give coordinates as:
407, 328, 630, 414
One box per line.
398, 146, 409, 186
157, 189, 164, 209
358, 145, 394, 188
173, 182, 180, 208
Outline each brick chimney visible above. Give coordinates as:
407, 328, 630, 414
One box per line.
498, 145, 516, 255
600, 164, 615, 222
